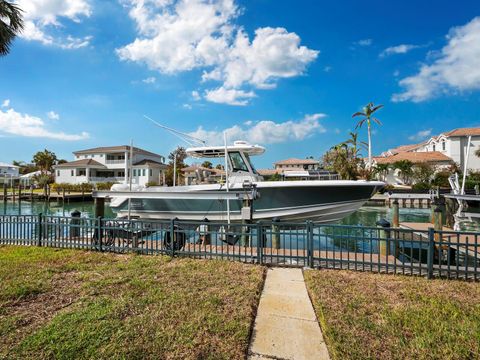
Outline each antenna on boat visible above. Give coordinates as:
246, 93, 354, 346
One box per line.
144, 115, 207, 146
224, 131, 231, 225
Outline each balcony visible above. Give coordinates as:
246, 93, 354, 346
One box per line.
105, 159, 126, 164
89, 177, 125, 183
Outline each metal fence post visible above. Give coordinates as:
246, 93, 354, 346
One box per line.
427, 227, 435, 279
97, 216, 103, 252
169, 218, 175, 257
37, 213, 43, 247
256, 222, 263, 265
307, 221, 314, 268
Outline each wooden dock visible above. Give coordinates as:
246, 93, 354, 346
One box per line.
368, 193, 433, 208
1, 191, 92, 202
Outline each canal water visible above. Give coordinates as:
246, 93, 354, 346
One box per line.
0, 200, 430, 226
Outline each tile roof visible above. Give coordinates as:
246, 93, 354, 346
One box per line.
373, 151, 453, 164
274, 158, 319, 165
444, 127, 480, 137
73, 145, 162, 157
133, 159, 167, 167
55, 159, 106, 168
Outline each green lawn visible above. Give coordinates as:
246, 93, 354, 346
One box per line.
304, 269, 480, 360
0, 246, 265, 359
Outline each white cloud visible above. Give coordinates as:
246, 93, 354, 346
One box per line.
408, 129, 432, 141
1, 99, 10, 108
356, 38, 373, 46
191, 90, 201, 101
380, 44, 420, 57
182, 103, 192, 109
393, 69, 400, 77
188, 113, 327, 145
17, 0, 92, 49
204, 87, 256, 106
47, 110, 60, 120
142, 76, 156, 84
393, 17, 480, 102
323, 66, 332, 73
117, 0, 318, 105
0, 107, 89, 141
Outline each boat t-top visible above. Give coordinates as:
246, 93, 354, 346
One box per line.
105, 140, 384, 223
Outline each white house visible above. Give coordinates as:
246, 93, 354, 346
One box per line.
375, 127, 480, 185
55, 146, 167, 186
0, 162, 20, 184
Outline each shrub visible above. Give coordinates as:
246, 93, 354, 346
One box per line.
95, 182, 116, 190
432, 171, 452, 187
145, 181, 159, 187
412, 182, 431, 191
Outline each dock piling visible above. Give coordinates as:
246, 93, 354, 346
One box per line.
392, 200, 399, 228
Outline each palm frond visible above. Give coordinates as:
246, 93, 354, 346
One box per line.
355, 119, 366, 129
352, 111, 366, 118
373, 117, 382, 125
371, 104, 384, 113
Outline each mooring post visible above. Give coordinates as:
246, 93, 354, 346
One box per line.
3, 183, 6, 203
376, 219, 390, 257
392, 200, 399, 228
94, 197, 105, 219
18, 185, 22, 202
30, 185, 33, 202
445, 197, 457, 229
70, 210, 81, 239
433, 207, 443, 242
240, 197, 252, 247
271, 217, 280, 250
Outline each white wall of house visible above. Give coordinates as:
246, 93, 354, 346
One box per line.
0, 165, 19, 177
131, 167, 165, 186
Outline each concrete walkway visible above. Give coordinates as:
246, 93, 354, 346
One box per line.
248, 268, 330, 360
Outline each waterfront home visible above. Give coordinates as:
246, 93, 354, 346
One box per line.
0, 162, 19, 184
274, 158, 320, 171
373, 151, 453, 185
380, 127, 480, 173
54, 146, 167, 186
181, 165, 225, 185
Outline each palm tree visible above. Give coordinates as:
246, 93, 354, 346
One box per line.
343, 132, 368, 158
352, 102, 383, 168
0, 0, 24, 56
32, 149, 57, 174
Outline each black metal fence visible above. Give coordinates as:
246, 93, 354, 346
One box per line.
0, 214, 479, 280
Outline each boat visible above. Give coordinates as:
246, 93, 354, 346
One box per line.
445, 173, 480, 231
105, 141, 384, 223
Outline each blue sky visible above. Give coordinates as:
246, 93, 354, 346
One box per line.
1, 0, 480, 168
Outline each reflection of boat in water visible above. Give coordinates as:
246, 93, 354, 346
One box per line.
106, 141, 384, 223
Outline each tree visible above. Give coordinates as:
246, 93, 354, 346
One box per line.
165, 146, 187, 186
393, 160, 414, 185
343, 132, 367, 158
412, 162, 434, 184
373, 163, 390, 182
0, 0, 24, 56
201, 161, 213, 169
215, 164, 224, 170
32, 149, 57, 174
323, 143, 359, 180
352, 102, 383, 168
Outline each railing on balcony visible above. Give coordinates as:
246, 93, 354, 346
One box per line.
89, 177, 125, 183
105, 160, 126, 164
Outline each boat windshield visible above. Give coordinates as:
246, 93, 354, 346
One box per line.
245, 153, 258, 174
228, 152, 249, 172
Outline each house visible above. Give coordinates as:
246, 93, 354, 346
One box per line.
274, 158, 320, 171
0, 162, 19, 184
373, 152, 453, 184
55, 146, 167, 186
181, 165, 225, 185
380, 127, 480, 172
374, 126, 480, 185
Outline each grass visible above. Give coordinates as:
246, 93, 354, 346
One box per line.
304, 270, 480, 360
0, 246, 265, 359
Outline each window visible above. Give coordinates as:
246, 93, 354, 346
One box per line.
149, 169, 152, 176
57, 170, 60, 176
133, 169, 137, 176
433, 144, 436, 151
118, 171, 125, 177
78, 169, 86, 176
442, 141, 446, 151
142, 169, 146, 176
228, 152, 249, 172
71, 170, 74, 176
